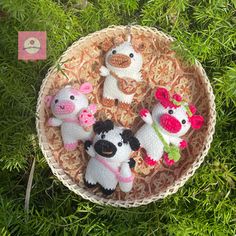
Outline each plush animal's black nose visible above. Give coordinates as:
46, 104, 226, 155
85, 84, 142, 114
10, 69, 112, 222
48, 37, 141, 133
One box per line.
94, 140, 117, 158
60, 105, 64, 109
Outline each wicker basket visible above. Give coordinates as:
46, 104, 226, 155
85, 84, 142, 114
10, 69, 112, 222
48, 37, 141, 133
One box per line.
36, 25, 216, 207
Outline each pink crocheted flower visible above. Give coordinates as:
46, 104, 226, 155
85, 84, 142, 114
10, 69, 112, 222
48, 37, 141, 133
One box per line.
179, 140, 187, 149
163, 153, 175, 166
78, 108, 96, 127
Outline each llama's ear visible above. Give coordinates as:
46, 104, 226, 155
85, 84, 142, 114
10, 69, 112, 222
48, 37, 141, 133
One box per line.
101, 38, 114, 52
155, 87, 170, 101
132, 38, 145, 52
114, 36, 124, 46
45, 95, 53, 108
79, 82, 93, 94
93, 119, 114, 134
189, 115, 204, 129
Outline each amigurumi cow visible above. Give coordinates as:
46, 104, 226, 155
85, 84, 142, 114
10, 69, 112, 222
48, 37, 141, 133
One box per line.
84, 119, 140, 195
135, 87, 204, 166
45, 82, 97, 151
99, 36, 144, 109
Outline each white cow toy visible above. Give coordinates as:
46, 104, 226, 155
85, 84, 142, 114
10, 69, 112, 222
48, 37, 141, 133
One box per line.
135, 87, 204, 166
100, 36, 144, 109
45, 83, 97, 151
84, 120, 140, 195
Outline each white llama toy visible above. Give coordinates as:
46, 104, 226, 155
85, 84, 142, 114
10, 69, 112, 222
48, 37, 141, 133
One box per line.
99, 36, 144, 109
45, 82, 97, 151
135, 87, 204, 166
84, 120, 140, 195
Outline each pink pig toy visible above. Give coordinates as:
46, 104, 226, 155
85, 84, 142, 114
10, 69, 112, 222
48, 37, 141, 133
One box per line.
135, 87, 204, 166
45, 82, 97, 151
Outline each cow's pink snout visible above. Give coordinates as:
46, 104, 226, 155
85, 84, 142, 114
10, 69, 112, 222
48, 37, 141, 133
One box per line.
160, 114, 181, 133
54, 100, 75, 115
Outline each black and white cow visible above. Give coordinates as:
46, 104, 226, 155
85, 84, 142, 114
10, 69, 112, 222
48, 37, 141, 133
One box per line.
84, 120, 140, 195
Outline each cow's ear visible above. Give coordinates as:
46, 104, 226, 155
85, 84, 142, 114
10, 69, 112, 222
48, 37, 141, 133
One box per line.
93, 119, 114, 134
155, 87, 169, 101
93, 121, 104, 134
189, 115, 204, 129
129, 137, 140, 151
121, 129, 133, 143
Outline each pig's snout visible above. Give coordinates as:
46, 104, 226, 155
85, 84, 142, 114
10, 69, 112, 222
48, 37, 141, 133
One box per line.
160, 114, 181, 133
54, 100, 75, 115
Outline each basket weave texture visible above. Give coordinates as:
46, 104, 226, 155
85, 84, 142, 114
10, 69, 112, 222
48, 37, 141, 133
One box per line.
36, 25, 216, 207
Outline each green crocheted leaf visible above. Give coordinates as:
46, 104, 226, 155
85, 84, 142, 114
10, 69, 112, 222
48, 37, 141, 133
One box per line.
165, 146, 181, 161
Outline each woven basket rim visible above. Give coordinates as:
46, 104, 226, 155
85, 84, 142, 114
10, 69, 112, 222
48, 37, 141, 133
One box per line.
36, 25, 216, 208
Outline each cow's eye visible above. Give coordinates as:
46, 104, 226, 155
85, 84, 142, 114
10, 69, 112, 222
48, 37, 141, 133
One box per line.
101, 134, 105, 139
112, 50, 116, 54
55, 99, 58, 104
168, 109, 173, 114
182, 119, 186, 124
70, 95, 75, 100
129, 53, 134, 58
118, 142, 122, 147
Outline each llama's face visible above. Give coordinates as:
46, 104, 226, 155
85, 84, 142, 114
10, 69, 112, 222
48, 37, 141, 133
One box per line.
92, 120, 140, 163
152, 103, 191, 137
105, 41, 143, 75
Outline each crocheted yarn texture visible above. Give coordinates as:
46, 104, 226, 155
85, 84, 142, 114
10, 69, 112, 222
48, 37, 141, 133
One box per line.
36, 25, 216, 207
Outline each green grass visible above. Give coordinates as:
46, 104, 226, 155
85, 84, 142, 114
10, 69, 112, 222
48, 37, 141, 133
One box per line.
0, 0, 235, 235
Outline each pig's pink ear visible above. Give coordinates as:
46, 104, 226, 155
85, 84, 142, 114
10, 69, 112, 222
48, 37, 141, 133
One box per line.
45, 95, 53, 107
79, 82, 93, 94
155, 87, 170, 101
88, 104, 97, 114
189, 115, 204, 129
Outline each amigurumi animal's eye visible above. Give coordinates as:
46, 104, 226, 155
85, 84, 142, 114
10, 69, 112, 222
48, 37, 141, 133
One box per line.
112, 50, 116, 54
101, 134, 105, 139
129, 53, 134, 58
118, 142, 122, 147
55, 99, 58, 104
168, 109, 173, 114
182, 119, 186, 124
70, 95, 75, 100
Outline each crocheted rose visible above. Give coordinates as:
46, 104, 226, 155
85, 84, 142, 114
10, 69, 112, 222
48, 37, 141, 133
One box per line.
78, 104, 97, 131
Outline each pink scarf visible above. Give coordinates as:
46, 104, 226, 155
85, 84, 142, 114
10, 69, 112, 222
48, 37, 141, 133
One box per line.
96, 156, 134, 183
